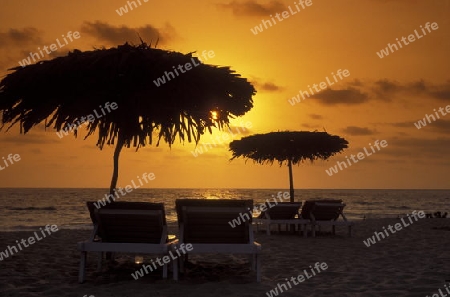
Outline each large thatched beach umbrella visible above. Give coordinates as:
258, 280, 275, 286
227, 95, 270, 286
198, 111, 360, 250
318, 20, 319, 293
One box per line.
0, 42, 255, 193
229, 131, 348, 202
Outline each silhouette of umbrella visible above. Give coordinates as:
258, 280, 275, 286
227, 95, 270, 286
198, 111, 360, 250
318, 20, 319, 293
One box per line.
229, 131, 348, 202
0, 42, 256, 193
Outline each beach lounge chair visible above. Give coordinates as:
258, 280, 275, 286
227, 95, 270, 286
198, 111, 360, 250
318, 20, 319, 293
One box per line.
78, 202, 175, 283
300, 199, 354, 237
253, 202, 309, 237
174, 199, 262, 282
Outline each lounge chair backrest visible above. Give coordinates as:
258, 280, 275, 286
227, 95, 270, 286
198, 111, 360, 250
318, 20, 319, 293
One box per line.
311, 202, 345, 221
95, 209, 165, 244
86, 201, 167, 243
175, 199, 253, 225
259, 202, 302, 219
300, 200, 343, 220
86, 201, 167, 225
181, 206, 251, 244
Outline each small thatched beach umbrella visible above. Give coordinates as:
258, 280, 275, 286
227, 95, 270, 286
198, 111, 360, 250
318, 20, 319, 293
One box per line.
229, 131, 348, 202
0, 42, 255, 194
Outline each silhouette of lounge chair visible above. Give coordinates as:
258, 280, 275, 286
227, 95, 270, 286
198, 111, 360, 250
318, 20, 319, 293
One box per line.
78, 202, 175, 283
300, 199, 354, 237
174, 199, 262, 282
254, 202, 309, 236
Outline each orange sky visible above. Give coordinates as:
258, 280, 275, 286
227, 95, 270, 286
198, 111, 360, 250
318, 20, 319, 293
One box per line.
0, 0, 449, 189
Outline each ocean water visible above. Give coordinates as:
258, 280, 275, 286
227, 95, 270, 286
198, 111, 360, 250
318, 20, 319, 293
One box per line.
0, 188, 448, 231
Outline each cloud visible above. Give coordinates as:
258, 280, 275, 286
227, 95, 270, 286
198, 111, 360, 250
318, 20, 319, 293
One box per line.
311, 79, 450, 105
390, 121, 414, 128
218, 1, 286, 17
301, 123, 320, 129
0, 27, 43, 48
407, 79, 428, 94
385, 117, 450, 135
371, 79, 450, 102
428, 119, 450, 131
372, 79, 401, 101
251, 79, 283, 92
388, 137, 450, 160
342, 126, 377, 136
0, 133, 59, 144
310, 87, 369, 105
347, 79, 363, 87
80, 21, 176, 46
309, 114, 323, 120
29, 148, 42, 154
429, 82, 450, 102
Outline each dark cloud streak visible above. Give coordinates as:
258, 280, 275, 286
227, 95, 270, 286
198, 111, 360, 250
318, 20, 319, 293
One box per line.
310, 87, 369, 105
80, 21, 175, 46
251, 79, 283, 92
342, 126, 377, 136
0, 28, 42, 48
218, 1, 286, 17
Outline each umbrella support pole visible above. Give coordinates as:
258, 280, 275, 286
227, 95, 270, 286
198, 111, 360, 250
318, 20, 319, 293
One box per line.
109, 134, 125, 196
288, 160, 294, 202
288, 160, 296, 231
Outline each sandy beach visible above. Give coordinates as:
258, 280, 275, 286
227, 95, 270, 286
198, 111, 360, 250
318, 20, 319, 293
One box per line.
0, 218, 448, 297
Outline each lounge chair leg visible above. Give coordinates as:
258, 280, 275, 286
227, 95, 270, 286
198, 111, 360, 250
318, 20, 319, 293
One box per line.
247, 254, 254, 271
300, 224, 307, 237
312, 225, 316, 237
180, 254, 186, 273
251, 254, 256, 271
79, 251, 87, 283
289, 224, 295, 233
173, 257, 179, 281
332, 225, 336, 235
256, 253, 261, 283
162, 263, 168, 279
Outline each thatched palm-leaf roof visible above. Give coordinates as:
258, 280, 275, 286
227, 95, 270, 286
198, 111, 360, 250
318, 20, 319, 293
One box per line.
0, 42, 256, 193
0, 42, 255, 149
230, 131, 348, 165
229, 131, 348, 201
